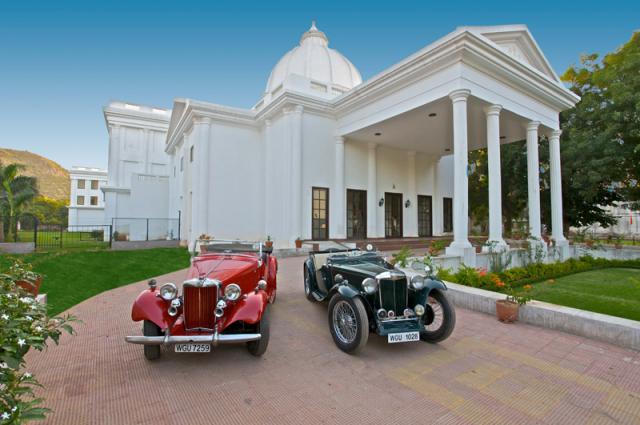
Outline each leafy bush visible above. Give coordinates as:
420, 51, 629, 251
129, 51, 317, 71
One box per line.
0, 261, 77, 423
391, 246, 413, 268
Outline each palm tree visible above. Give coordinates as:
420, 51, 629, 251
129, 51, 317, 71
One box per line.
0, 162, 38, 242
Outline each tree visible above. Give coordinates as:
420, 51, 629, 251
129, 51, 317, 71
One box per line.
559, 32, 640, 229
26, 196, 68, 226
0, 162, 38, 242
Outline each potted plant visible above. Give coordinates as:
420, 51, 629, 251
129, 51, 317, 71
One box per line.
198, 234, 213, 252
295, 237, 303, 249
265, 235, 273, 249
495, 284, 532, 323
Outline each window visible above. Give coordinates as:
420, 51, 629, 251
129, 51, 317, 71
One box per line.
180, 156, 184, 172
190, 146, 194, 162
443, 197, 453, 233
346, 189, 366, 239
76, 196, 84, 206
91, 180, 99, 190
312, 187, 329, 240
77, 179, 85, 189
90, 196, 98, 206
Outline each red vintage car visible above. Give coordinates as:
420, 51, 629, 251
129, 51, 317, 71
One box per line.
125, 240, 277, 360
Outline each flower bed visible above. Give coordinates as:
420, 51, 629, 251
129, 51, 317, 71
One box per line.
437, 255, 640, 294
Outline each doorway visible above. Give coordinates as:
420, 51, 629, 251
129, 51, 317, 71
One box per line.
312, 187, 329, 240
346, 189, 367, 240
384, 192, 403, 238
417, 195, 433, 237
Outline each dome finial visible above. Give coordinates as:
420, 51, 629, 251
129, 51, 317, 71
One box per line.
310, 20, 317, 31
300, 20, 328, 46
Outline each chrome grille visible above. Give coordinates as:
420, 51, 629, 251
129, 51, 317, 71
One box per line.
379, 278, 408, 315
183, 285, 217, 330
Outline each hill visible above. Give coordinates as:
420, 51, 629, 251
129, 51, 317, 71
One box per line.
0, 148, 69, 201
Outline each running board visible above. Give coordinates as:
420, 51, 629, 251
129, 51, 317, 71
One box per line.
312, 291, 325, 302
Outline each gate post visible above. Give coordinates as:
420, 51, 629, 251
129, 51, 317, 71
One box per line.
177, 211, 181, 241
34, 219, 38, 250
60, 224, 63, 249
146, 219, 149, 241
108, 225, 113, 248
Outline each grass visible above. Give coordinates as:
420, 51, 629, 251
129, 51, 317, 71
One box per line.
0, 248, 190, 315
528, 268, 640, 321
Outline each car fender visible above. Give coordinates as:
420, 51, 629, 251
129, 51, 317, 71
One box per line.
131, 289, 175, 331
333, 283, 361, 299
304, 257, 318, 292
414, 279, 447, 305
225, 290, 268, 326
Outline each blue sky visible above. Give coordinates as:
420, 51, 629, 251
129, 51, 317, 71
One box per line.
0, 0, 637, 170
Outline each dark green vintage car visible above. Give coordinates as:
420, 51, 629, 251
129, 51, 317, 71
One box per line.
303, 248, 455, 353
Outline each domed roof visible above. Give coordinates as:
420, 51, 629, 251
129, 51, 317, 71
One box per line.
265, 22, 362, 96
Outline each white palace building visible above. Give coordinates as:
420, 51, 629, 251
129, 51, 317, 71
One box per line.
102, 23, 579, 261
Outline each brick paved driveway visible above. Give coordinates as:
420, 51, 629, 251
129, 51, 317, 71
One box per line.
27, 256, 640, 424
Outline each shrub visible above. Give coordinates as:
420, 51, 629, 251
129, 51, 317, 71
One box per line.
391, 246, 413, 268
0, 261, 78, 423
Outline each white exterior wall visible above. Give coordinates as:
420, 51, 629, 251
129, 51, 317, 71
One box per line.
68, 167, 107, 228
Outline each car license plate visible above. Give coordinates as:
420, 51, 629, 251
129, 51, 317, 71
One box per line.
174, 343, 211, 353
387, 331, 420, 344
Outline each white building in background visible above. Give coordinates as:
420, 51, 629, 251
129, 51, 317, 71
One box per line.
103, 23, 579, 262
68, 166, 107, 227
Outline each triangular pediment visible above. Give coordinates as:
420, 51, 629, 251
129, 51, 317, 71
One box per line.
461, 25, 560, 82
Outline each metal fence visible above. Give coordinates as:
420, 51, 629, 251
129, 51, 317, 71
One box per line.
34, 223, 112, 250
111, 216, 180, 242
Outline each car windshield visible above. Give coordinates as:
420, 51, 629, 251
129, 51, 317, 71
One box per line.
327, 251, 385, 266
198, 240, 263, 254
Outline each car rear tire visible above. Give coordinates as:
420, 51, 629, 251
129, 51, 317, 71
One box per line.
303, 266, 316, 302
420, 289, 456, 343
143, 320, 161, 361
328, 294, 369, 354
247, 307, 270, 357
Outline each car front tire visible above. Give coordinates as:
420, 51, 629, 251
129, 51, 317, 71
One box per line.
328, 294, 369, 354
420, 289, 456, 343
247, 307, 270, 357
143, 320, 161, 361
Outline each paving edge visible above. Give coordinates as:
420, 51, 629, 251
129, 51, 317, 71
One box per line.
444, 281, 640, 351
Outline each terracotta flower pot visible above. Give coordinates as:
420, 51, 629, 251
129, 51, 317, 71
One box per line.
265, 240, 273, 248
295, 240, 303, 249
17, 277, 42, 296
496, 299, 519, 323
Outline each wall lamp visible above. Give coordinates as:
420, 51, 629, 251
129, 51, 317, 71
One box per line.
378, 198, 385, 207
405, 200, 411, 208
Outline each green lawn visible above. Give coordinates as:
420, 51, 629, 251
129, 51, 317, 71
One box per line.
528, 268, 640, 321
0, 248, 190, 315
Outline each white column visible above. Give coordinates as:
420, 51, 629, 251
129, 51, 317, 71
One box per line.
526, 121, 542, 240
367, 142, 378, 238
290, 105, 303, 244
446, 89, 474, 261
107, 124, 120, 186
193, 117, 211, 238
405, 151, 418, 237
263, 120, 272, 239
485, 105, 507, 249
431, 156, 442, 236
334, 136, 346, 239
549, 129, 568, 249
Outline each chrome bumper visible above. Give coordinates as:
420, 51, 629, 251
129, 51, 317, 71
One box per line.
125, 333, 261, 346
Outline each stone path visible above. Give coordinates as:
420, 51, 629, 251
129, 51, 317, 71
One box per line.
26, 256, 640, 424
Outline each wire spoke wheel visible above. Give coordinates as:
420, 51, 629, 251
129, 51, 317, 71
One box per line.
332, 300, 358, 344
424, 296, 444, 332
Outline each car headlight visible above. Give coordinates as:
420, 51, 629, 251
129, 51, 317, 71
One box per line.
414, 304, 425, 316
410, 275, 425, 290
224, 283, 241, 301
159, 283, 178, 301
362, 277, 378, 294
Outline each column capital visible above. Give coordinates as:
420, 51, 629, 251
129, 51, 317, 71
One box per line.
334, 136, 345, 145
193, 116, 212, 126
284, 105, 304, 115
368, 142, 377, 150
449, 89, 471, 102
525, 121, 541, 131
407, 150, 416, 158
483, 104, 502, 116
550, 129, 562, 140
264, 119, 272, 128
